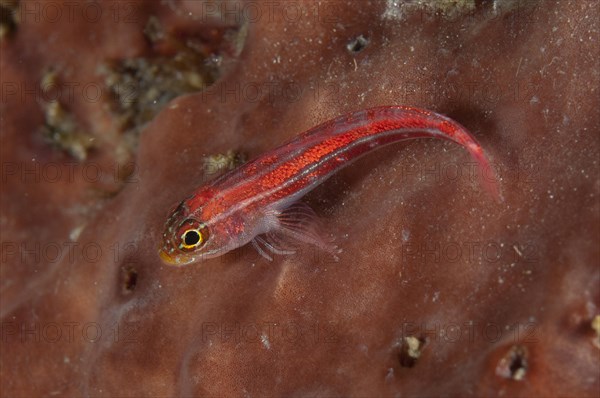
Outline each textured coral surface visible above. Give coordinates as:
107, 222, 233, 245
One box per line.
1, 0, 599, 396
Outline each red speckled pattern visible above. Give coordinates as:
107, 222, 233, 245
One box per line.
192, 106, 492, 211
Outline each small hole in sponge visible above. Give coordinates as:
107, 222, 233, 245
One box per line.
398, 336, 425, 368
496, 345, 529, 381
346, 35, 369, 53
121, 266, 138, 294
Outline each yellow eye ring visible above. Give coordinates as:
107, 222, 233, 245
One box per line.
180, 228, 203, 250
177, 220, 209, 252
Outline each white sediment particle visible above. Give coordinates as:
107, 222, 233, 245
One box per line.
261, 333, 271, 350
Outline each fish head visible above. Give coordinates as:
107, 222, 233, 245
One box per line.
158, 188, 239, 266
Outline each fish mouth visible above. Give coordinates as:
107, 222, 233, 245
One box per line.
158, 248, 195, 266
158, 249, 175, 264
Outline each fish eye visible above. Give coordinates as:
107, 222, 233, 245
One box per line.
183, 229, 201, 247
177, 220, 209, 251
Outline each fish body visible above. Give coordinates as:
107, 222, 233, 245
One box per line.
159, 106, 499, 265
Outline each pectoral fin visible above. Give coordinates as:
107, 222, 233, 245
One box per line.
267, 202, 339, 259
